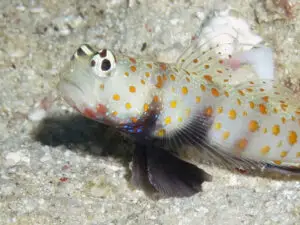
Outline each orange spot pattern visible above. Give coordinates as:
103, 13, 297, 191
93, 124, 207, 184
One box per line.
273, 160, 282, 165
288, 131, 297, 145
130, 66, 136, 72
215, 122, 222, 130
153, 95, 159, 103
131, 117, 137, 123
203, 75, 213, 83
211, 88, 220, 97
238, 90, 245, 96
228, 109, 237, 120
223, 131, 230, 140
237, 138, 248, 150
248, 120, 259, 132
129, 86, 136, 93
217, 107, 223, 114
113, 94, 120, 101
164, 116, 172, 125
182, 86, 188, 95
272, 125, 280, 136
144, 103, 149, 112
200, 84, 206, 92
170, 74, 176, 81
170, 100, 177, 108
204, 106, 213, 117
259, 104, 268, 114
125, 103, 132, 109
280, 151, 288, 158
260, 146, 270, 155
262, 96, 269, 103
157, 129, 166, 137
155, 75, 163, 88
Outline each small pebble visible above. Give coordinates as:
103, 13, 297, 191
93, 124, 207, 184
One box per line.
28, 108, 47, 121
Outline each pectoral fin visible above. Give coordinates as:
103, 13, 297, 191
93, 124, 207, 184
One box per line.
131, 143, 212, 198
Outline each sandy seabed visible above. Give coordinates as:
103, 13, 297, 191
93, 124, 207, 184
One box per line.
1, 0, 300, 224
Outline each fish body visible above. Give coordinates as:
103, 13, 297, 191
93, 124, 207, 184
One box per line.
58, 41, 300, 197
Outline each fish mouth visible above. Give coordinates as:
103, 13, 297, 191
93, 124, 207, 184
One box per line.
58, 78, 85, 109
58, 78, 112, 123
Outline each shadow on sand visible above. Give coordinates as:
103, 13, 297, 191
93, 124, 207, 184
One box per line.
32, 114, 212, 198
32, 113, 300, 198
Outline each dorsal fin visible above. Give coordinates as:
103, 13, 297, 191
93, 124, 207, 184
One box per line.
175, 33, 275, 90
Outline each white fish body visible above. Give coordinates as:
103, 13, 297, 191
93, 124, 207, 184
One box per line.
58, 39, 300, 176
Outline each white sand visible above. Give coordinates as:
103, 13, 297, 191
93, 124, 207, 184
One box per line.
1, 0, 300, 224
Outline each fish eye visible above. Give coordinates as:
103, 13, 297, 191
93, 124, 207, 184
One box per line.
90, 49, 116, 77
101, 59, 111, 71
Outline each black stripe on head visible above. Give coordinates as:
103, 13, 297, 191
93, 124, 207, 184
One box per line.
71, 44, 94, 61
77, 44, 94, 56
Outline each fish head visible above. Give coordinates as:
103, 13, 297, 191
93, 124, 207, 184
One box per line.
58, 44, 154, 127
